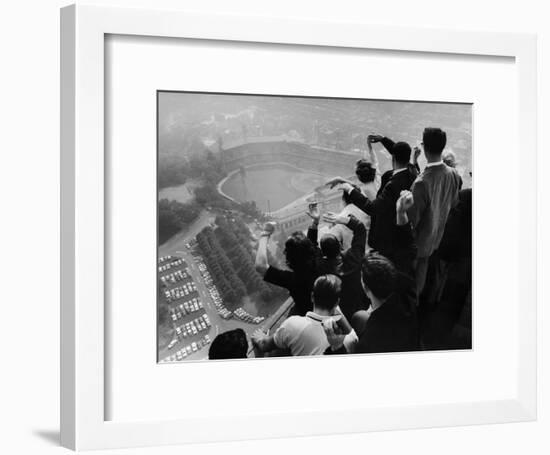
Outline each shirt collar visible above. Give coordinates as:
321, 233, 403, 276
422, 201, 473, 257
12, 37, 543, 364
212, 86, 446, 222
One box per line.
306, 311, 333, 322
425, 161, 444, 168
393, 167, 407, 175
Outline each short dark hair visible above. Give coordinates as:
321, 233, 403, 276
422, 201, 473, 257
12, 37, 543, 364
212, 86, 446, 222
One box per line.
423, 127, 447, 156
392, 141, 412, 166
208, 328, 248, 360
284, 232, 316, 273
320, 234, 341, 259
355, 159, 377, 184
361, 253, 397, 300
312, 274, 342, 311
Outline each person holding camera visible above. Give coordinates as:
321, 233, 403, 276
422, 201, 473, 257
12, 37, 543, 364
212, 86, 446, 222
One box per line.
328, 134, 417, 274
252, 274, 357, 356
305, 204, 369, 321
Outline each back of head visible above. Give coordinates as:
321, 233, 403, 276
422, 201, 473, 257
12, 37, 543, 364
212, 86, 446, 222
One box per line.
312, 274, 342, 311
208, 328, 248, 360
422, 127, 447, 157
392, 141, 412, 167
355, 159, 377, 184
285, 231, 316, 273
320, 233, 341, 260
361, 253, 397, 300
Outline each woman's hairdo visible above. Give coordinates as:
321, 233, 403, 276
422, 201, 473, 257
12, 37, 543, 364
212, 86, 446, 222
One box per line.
284, 231, 316, 272
355, 159, 377, 184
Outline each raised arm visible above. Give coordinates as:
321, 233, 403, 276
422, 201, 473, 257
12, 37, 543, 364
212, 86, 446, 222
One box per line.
396, 190, 413, 226
305, 202, 321, 246
395, 190, 418, 277
367, 133, 394, 153
366, 135, 381, 189
411, 146, 421, 172
379, 136, 395, 155
254, 222, 276, 275
346, 214, 367, 257
325, 176, 354, 190
340, 180, 399, 218
406, 180, 428, 228
323, 212, 366, 259
251, 328, 277, 355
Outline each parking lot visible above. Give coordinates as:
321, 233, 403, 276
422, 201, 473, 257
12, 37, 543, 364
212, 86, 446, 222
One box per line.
157, 255, 213, 362
158, 223, 290, 362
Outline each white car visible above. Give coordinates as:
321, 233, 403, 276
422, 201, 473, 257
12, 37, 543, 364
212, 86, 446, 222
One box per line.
168, 339, 178, 350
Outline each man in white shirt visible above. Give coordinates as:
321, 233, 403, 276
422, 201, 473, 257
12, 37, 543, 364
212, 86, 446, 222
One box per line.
406, 128, 462, 294
251, 274, 357, 356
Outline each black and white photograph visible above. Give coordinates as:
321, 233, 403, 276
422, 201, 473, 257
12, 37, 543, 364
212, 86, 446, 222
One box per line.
2, 0, 546, 452
157, 92, 472, 362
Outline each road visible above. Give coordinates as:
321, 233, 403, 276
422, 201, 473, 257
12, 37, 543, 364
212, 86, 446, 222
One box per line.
158, 209, 275, 362
160, 210, 214, 253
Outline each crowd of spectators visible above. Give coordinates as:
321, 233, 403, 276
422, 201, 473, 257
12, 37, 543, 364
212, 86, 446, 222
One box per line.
209, 127, 471, 359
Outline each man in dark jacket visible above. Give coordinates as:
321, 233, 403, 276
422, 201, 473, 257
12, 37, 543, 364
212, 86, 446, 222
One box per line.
423, 188, 472, 349
323, 191, 418, 354
375, 135, 419, 187
335, 137, 417, 275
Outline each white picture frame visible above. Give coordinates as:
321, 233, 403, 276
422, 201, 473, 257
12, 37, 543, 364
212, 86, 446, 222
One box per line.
60, 4, 537, 451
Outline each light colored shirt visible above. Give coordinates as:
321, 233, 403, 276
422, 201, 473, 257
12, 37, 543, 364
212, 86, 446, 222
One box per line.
273, 311, 331, 356
407, 164, 462, 257
329, 203, 370, 252
359, 181, 378, 200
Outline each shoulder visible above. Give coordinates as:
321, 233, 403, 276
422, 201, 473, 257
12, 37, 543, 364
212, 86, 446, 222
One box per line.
280, 315, 306, 332
275, 316, 304, 348
446, 166, 462, 185
264, 266, 294, 285
264, 265, 287, 278
382, 169, 393, 180
411, 177, 428, 193
376, 296, 410, 322
392, 170, 415, 187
